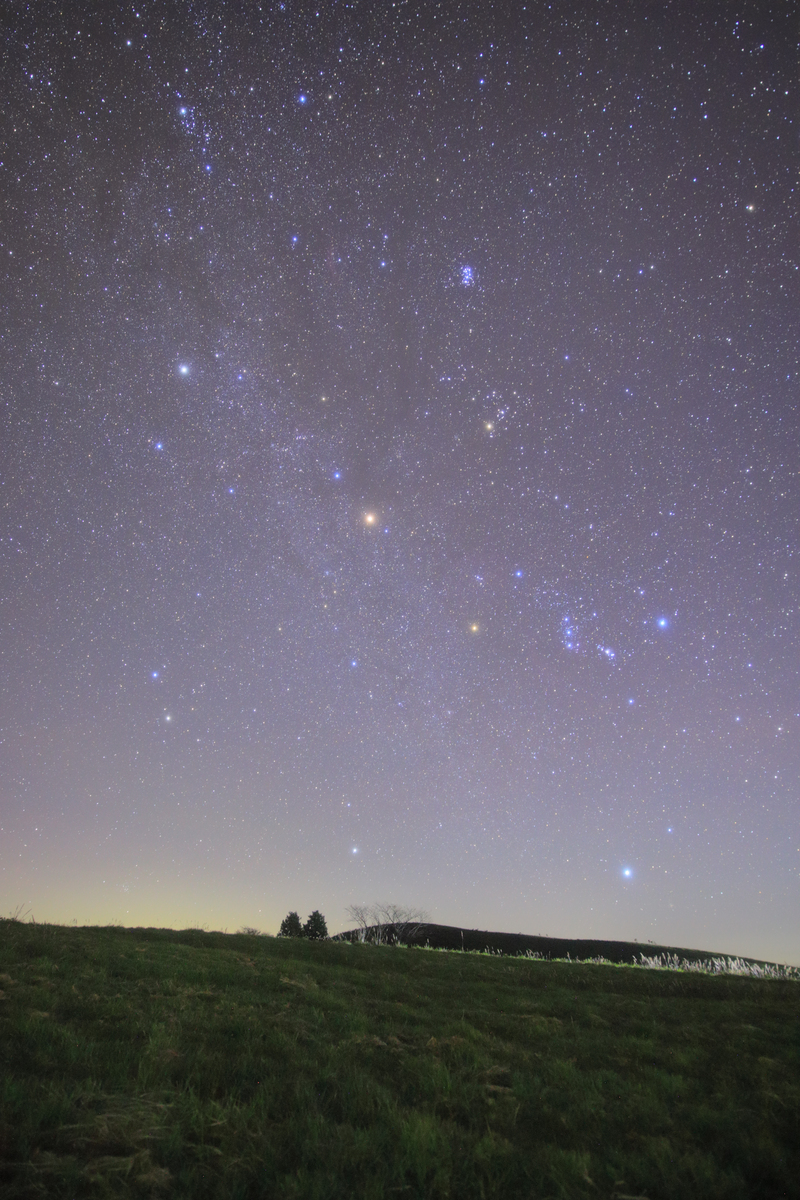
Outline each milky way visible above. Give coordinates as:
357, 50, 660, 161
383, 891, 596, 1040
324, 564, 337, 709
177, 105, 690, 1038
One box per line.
1, 1, 797, 963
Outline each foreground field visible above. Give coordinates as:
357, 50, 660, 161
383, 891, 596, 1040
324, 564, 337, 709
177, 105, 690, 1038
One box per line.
0, 921, 797, 1199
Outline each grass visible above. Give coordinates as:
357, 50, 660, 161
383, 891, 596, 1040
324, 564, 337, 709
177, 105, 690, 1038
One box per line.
0, 919, 798, 1199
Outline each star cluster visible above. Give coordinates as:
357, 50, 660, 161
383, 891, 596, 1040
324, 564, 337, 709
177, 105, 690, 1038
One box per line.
1, 1, 797, 963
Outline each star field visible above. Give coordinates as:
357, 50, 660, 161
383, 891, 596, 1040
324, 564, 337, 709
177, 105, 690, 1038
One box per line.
1, 1, 797, 963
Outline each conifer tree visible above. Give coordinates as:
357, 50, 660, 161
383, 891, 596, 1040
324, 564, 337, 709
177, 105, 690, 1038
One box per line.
278, 911, 303, 938
303, 910, 328, 940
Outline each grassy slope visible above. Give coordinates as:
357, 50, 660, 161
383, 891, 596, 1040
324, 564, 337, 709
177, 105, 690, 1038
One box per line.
0, 921, 798, 1199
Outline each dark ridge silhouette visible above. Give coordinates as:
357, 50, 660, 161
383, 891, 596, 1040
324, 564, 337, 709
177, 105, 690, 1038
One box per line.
333, 922, 783, 970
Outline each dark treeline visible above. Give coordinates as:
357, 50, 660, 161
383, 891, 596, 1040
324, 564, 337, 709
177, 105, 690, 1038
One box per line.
333, 922, 781, 970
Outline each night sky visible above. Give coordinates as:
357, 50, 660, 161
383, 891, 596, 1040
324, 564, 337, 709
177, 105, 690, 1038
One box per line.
2, 2, 797, 965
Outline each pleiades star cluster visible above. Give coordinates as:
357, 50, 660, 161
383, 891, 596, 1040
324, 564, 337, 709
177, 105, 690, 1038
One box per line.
1, 1, 797, 963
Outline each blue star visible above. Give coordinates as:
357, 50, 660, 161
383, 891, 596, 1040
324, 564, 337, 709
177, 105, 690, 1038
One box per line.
657, 617, 669, 628
298, 94, 307, 105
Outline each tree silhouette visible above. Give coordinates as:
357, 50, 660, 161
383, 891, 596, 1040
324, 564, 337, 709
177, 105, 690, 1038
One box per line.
303, 910, 328, 940
345, 903, 427, 944
278, 911, 303, 938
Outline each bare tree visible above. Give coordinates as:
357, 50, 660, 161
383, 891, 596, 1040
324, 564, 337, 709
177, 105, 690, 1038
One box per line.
376, 903, 428, 944
345, 903, 373, 942
345, 903, 428, 945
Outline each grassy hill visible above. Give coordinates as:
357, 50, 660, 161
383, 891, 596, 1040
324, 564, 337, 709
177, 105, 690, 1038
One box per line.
1, 918, 798, 1199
